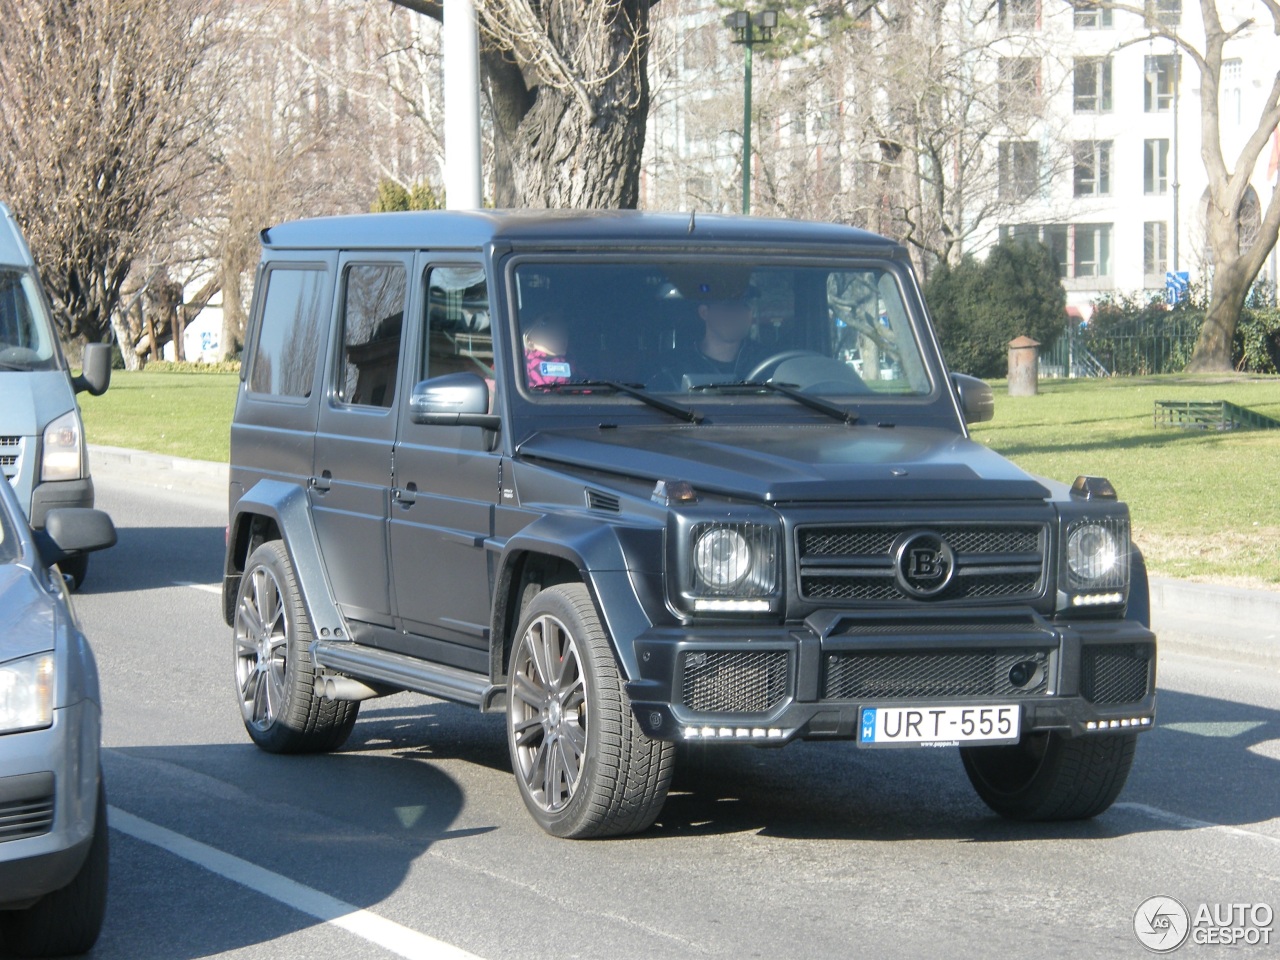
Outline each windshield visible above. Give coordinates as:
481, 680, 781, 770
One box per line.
512, 258, 932, 401
0, 268, 59, 372
0, 493, 17, 565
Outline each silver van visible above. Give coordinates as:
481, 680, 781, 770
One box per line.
0, 202, 110, 587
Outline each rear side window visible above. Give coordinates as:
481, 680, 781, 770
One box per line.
248, 267, 327, 398
337, 263, 407, 408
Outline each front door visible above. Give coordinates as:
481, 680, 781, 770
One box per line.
388, 261, 499, 672
311, 254, 411, 630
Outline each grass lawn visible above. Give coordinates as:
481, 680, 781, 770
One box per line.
79, 367, 1280, 587
79, 368, 238, 464
972, 374, 1280, 588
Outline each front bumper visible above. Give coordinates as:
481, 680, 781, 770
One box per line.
626, 607, 1156, 744
0, 700, 101, 907
29, 477, 95, 529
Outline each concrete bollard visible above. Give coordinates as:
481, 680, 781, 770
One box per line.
1007, 336, 1040, 396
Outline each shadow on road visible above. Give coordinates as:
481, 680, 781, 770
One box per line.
79, 524, 225, 595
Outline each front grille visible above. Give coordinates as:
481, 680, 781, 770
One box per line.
0, 435, 21, 479
824, 649, 1052, 700
1082, 645, 1152, 704
0, 795, 55, 843
797, 522, 1047, 605
681, 650, 789, 714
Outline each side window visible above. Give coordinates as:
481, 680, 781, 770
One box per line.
248, 267, 327, 398
338, 263, 407, 408
422, 265, 490, 380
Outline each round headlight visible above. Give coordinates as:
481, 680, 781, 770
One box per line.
694, 527, 751, 590
1067, 524, 1119, 583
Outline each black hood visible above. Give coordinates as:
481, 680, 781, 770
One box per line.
517, 423, 1048, 503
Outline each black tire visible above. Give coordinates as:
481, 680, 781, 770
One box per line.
506, 583, 674, 838
961, 731, 1137, 821
233, 541, 357, 753
57, 554, 89, 592
0, 778, 109, 957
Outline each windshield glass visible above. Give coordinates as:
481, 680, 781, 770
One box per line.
0, 268, 59, 372
512, 259, 932, 400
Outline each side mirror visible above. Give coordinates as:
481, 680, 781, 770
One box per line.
73, 343, 112, 396
409, 372, 500, 430
34, 508, 117, 567
952, 373, 994, 424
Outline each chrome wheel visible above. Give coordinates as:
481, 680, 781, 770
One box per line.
509, 611, 588, 815
234, 560, 289, 732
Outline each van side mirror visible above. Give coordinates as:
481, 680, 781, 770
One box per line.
409, 372, 500, 430
952, 373, 994, 424
73, 343, 112, 396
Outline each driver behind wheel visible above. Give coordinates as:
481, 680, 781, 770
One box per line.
650, 265, 770, 388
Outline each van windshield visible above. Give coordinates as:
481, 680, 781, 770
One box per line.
512, 258, 933, 400
0, 268, 59, 372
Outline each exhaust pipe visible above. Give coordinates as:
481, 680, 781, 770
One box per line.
314, 676, 390, 702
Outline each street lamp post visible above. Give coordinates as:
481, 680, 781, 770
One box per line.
725, 9, 777, 215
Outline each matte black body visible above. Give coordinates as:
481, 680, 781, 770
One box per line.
224, 210, 1156, 747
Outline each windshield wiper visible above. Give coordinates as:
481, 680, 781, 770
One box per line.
690, 380, 858, 425
540, 380, 703, 424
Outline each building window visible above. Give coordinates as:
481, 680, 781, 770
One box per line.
1150, 0, 1181, 26
1073, 223, 1112, 278
1073, 140, 1112, 196
1144, 55, 1176, 112
1144, 139, 1170, 194
999, 141, 1040, 202
1074, 0, 1112, 28
1073, 57, 1112, 113
999, 57, 1042, 112
1144, 221, 1169, 279
999, 0, 1039, 30
1001, 223, 1069, 278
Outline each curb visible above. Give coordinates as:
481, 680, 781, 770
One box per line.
89, 444, 229, 499
86, 446, 1279, 660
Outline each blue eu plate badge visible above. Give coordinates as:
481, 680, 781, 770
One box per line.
860, 708, 877, 743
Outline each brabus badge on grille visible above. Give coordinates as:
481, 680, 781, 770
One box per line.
893, 531, 956, 598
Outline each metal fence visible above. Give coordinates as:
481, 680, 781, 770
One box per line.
1038, 316, 1201, 378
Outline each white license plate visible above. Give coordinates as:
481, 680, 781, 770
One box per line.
858, 704, 1021, 748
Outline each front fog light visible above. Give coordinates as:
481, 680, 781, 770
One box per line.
694, 527, 751, 590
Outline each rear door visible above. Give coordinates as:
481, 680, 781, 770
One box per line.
311, 253, 411, 629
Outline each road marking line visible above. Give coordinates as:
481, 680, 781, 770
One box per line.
108, 806, 483, 960
177, 581, 221, 595
1115, 802, 1280, 849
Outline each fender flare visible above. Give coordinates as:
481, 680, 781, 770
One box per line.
1126, 543, 1151, 629
223, 479, 348, 641
492, 514, 662, 683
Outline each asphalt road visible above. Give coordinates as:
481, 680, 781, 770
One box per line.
60, 471, 1280, 959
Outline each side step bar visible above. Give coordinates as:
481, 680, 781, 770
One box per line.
312, 640, 506, 712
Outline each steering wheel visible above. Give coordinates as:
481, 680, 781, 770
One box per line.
745, 350, 826, 383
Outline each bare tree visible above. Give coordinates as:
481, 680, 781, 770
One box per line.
1105, 0, 1280, 372
392, 0, 654, 208
0, 0, 224, 351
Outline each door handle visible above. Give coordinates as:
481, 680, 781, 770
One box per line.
310, 470, 332, 494
393, 482, 417, 506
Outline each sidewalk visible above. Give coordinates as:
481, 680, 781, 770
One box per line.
88, 444, 1279, 662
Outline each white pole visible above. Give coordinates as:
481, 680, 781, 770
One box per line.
443, 0, 482, 210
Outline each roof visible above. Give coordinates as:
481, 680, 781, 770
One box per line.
259, 209, 902, 256
0, 202, 36, 269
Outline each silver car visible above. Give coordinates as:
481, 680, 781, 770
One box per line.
0, 475, 114, 956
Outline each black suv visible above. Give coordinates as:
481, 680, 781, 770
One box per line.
223, 211, 1156, 838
